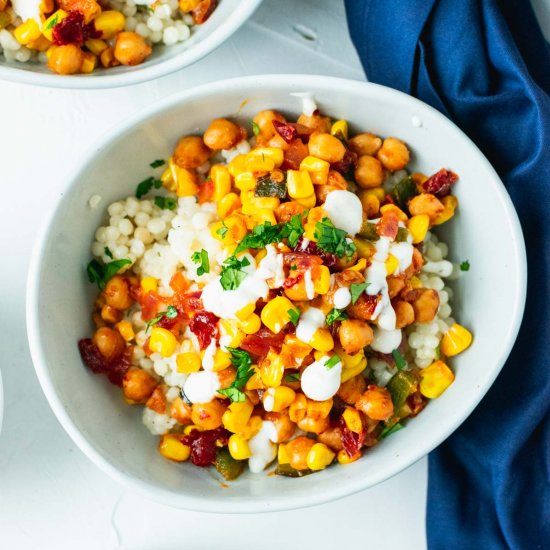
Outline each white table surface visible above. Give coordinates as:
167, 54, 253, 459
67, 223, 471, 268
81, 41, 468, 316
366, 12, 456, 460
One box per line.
2, 0, 548, 548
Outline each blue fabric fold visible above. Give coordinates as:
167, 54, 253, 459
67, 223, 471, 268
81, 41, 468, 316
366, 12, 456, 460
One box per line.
344, 1, 550, 548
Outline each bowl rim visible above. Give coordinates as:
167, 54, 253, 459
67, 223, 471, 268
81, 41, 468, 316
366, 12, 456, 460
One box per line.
0, 0, 263, 89
26, 74, 528, 513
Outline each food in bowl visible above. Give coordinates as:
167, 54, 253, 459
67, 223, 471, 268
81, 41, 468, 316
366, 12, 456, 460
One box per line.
0, 0, 218, 74
78, 101, 473, 480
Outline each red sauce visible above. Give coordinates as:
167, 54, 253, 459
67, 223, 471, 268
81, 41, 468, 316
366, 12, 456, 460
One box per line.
52, 11, 100, 46
78, 338, 130, 386
188, 310, 218, 350
181, 427, 229, 466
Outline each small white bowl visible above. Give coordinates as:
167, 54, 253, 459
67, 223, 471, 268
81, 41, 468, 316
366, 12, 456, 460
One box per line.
27, 75, 527, 512
0, 0, 262, 89
0, 369, 3, 434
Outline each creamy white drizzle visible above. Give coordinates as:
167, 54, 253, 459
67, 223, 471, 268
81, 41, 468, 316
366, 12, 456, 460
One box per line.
333, 286, 351, 309
201, 338, 217, 371
370, 327, 402, 354
263, 388, 275, 412
304, 269, 314, 299
323, 190, 363, 235
11, 0, 41, 23
248, 421, 278, 473
423, 260, 453, 277
389, 241, 414, 275
182, 371, 220, 403
255, 244, 285, 288
296, 307, 325, 344
291, 92, 318, 117
301, 356, 342, 401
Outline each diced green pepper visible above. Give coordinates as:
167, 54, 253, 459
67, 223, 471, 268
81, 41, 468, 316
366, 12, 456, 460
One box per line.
255, 175, 287, 199
386, 370, 418, 411
395, 227, 409, 242
357, 220, 380, 241
274, 463, 313, 478
0, 12, 10, 30
353, 237, 376, 259
214, 448, 245, 481
391, 176, 418, 211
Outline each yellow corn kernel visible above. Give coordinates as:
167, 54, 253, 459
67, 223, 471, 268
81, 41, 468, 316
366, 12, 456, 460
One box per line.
263, 386, 296, 413
247, 147, 284, 167
116, 320, 135, 342
212, 214, 247, 245
441, 323, 473, 357
228, 433, 251, 460
45, 45, 57, 59
250, 209, 277, 227
360, 193, 380, 218
174, 168, 199, 197
228, 154, 248, 177
300, 155, 330, 185
433, 195, 459, 225
277, 442, 290, 464
313, 265, 331, 295
419, 360, 455, 398
342, 407, 362, 434
239, 313, 261, 335
179, 0, 200, 12
240, 415, 263, 439
159, 434, 190, 462
209, 164, 231, 202
306, 443, 335, 471
289, 393, 307, 423
260, 296, 295, 334
141, 277, 158, 294
385, 253, 399, 275
217, 192, 241, 218
236, 302, 256, 321
306, 398, 333, 419
303, 206, 325, 241
176, 352, 201, 373
360, 187, 386, 202
244, 366, 264, 391
410, 275, 423, 288
245, 155, 275, 172
233, 171, 255, 192
310, 329, 334, 352
260, 350, 286, 387
85, 38, 108, 56
222, 400, 254, 433
341, 357, 367, 382
27, 35, 51, 51
40, 0, 54, 13
42, 10, 67, 41
295, 191, 317, 209
219, 319, 245, 349
337, 448, 361, 464
183, 424, 203, 435
348, 258, 367, 272
14, 18, 41, 45
380, 203, 408, 222
241, 197, 280, 215
407, 214, 430, 244
149, 327, 178, 358
287, 169, 314, 199
94, 10, 126, 40
210, 348, 232, 372
80, 52, 97, 74
330, 119, 348, 140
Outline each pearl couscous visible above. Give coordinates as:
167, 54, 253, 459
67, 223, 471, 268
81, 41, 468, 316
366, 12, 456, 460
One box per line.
78, 100, 473, 480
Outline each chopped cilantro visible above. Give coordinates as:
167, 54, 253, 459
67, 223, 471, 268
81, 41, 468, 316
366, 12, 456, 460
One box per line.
391, 349, 407, 370
154, 196, 177, 210
435, 345, 441, 360
283, 212, 306, 248
86, 258, 131, 290
146, 305, 178, 330
460, 260, 470, 272
288, 308, 300, 326
284, 373, 301, 383
235, 222, 283, 254
326, 308, 349, 326
350, 282, 370, 304
218, 348, 254, 403
150, 159, 165, 168
136, 176, 162, 198
44, 14, 59, 30
219, 256, 250, 290
216, 222, 228, 239
191, 249, 210, 276
104, 247, 113, 259
314, 217, 356, 258
251, 121, 260, 136
380, 422, 405, 439
325, 355, 341, 369
290, 265, 297, 271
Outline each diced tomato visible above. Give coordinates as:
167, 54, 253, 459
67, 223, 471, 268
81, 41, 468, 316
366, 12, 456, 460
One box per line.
272, 120, 298, 144
338, 416, 366, 457
139, 292, 166, 322
376, 211, 399, 240
170, 271, 190, 294
422, 169, 458, 197
188, 311, 219, 350
240, 328, 286, 358
291, 238, 337, 268
173, 290, 203, 316
78, 338, 130, 386
181, 427, 229, 466
197, 178, 214, 204
282, 139, 309, 170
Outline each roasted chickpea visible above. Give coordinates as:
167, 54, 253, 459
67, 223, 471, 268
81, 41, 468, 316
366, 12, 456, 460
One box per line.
317, 426, 344, 451
264, 411, 296, 442
47, 44, 84, 75
387, 276, 406, 299
377, 137, 410, 172
170, 396, 192, 424
122, 367, 158, 403
114, 32, 152, 66
103, 275, 132, 311
275, 200, 307, 223
394, 300, 415, 328
356, 386, 394, 421
410, 288, 440, 323
297, 113, 332, 133
173, 135, 211, 169
93, 327, 125, 362
337, 374, 367, 405
146, 385, 167, 414
253, 109, 286, 139
354, 154, 385, 189
191, 399, 226, 430
297, 415, 330, 435
338, 319, 373, 355
203, 118, 241, 150
217, 366, 237, 389
308, 132, 346, 164
349, 132, 382, 156
315, 170, 348, 203
285, 436, 315, 470
408, 193, 445, 219
100, 304, 121, 323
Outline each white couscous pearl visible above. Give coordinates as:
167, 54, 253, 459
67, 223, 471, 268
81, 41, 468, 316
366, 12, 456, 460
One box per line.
92, 242, 104, 256
134, 227, 153, 243
122, 4, 137, 16
114, 245, 129, 259
191, 212, 210, 230
425, 335, 440, 349
183, 13, 194, 25
125, 17, 137, 31
118, 218, 134, 236
14, 47, 31, 62
141, 200, 153, 214
105, 226, 121, 241
147, 218, 166, 235
135, 212, 150, 227
95, 227, 107, 242
136, 22, 150, 38
408, 333, 421, 349
108, 202, 125, 216
439, 290, 449, 305
177, 24, 190, 41
0, 29, 21, 51
110, 215, 122, 227
150, 30, 163, 43
125, 197, 140, 217
130, 239, 145, 256
88, 195, 102, 209
156, 4, 172, 19
439, 303, 452, 319
147, 16, 163, 32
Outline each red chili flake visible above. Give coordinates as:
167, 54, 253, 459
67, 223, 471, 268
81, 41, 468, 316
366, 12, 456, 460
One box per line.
338, 416, 366, 457
291, 238, 337, 268
181, 427, 229, 467
376, 211, 399, 240
282, 139, 309, 170
422, 169, 458, 197
331, 149, 357, 175
78, 338, 131, 387
272, 120, 298, 144
189, 310, 219, 350
240, 328, 286, 358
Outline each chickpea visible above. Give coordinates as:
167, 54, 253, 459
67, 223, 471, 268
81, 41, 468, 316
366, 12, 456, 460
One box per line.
377, 137, 410, 172
349, 132, 382, 156
122, 367, 158, 403
408, 193, 445, 219
253, 109, 286, 139
387, 276, 405, 299
354, 154, 385, 189
103, 275, 132, 311
100, 47, 119, 68
285, 436, 315, 470
191, 399, 226, 430
100, 304, 121, 324
114, 32, 152, 66
173, 135, 211, 169
217, 366, 237, 389
346, 293, 379, 321
297, 113, 332, 133
267, 132, 290, 151
308, 132, 346, 164
297, 415, 330, 435
394, 300, 415, 328
264, 411, 296, 443
47, 44, 83, 75
93, 327, 125, 362
170, 396, 192, 424
317, 426, 344, 451
146, 385, 167, 414
338, 319, 373, 355
411, 288, 439, 323
356, 386, 394, 421
203, 118, 242, 150
275, 200, 307, 223
315, 170, 348, 203
337, 374, 367, 405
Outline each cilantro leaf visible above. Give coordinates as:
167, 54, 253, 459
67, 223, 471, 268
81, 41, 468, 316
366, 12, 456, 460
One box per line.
217, 386, 247, 403
218, 347, 254, 403
235, 222, 283, 254
150, 159, 165, 168
104, 246, 113, 259
326, 308, 349, 326
314, 217, 356, 258
460, 260, 470, 272
136, 176, 162, 198
380, 422, 405, 439
191, 249, 210, 276
391, 349, 407, 370
145, 305, 178, 330
284, 373, 301, 383
282, 212, 306, 248
288, 308, 300, 326
216, 222, 228, 239
325, 355, 341, 369
251, 121, 260, 136
219, 256, 250, 290
86, 258, 132, 290
154, 196, 177, 210
350, 282, 370, 304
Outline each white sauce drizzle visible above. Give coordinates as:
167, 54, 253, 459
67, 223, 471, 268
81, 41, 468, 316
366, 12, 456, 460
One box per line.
248, 421, 278, 473
182, 371, 220, 404
301, 356, 342, 401
304, 269, 314, 299
333, 286, 351, 309
389, 242, 414, 275
323, 190, 363, 235
201, 338, 217, 371
291, 92, 318, 117
296, 307, 326, 344
11, 0, 41, 23
370, 328, 403, 354
423, 260, 454, 277
255, 244, 285, 288
263, 388, 275, 412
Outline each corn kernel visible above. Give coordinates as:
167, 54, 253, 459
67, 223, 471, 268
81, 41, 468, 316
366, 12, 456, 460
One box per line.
342, 407, 363, 434
42, 10, 67, 41
432, 195, 458, 225
360, 187, 385, 202
159, 434, 190, 462
385, 253, 399, 276
212, 214, 247, 245
228, 154, 247, 177
40, 0, 54, 13
260, 296, 295, 334
234, 171, 256, 192
99, 46, 116, 68
310, 329, 334, 352
174, 167, 199, 197
337, 449, 361, 464
341, 357, 367, 382
419, 360, 455, 398
348, 258, 367, 272
313, 265, 331, 295
360, 193, 380, 218
85, 38, 108, 56
210, 348, 232, 372
141, 277, 158, 294
176, 352, 201, 373
300, 155, 330, 185
240, 415, 263, 439
410, 275, 423, 288
306, 443, 335, 471
289, 393, 307, 422
14, 18, 41, 45
245, 155, 275, 172
260, 350, 286, 387
330, 119, 348, 140
287, 169, 314, 199
239, 313, 261, 335
339, 348, 365, 370
380, 204, 408, 222
217, 192, 241, 218
219, 319, 245, 348
411, 172, 428, 186
247, 147, 284, 167
295, 191, 317, 209
101, 305, 120, 323
149, 327, 178, 357
27, 35, 51, 51
228, 434, 251, 460
407, 214, 430, 244
80, 51, 97, 74
236, 302, 255, 321
277, 443, 290, 464
222, 400, 253, 433
94, 10, 126, 40
441, 323, 473, 357
263, 386, 296, 413
209, 164, 232, 202
250, 209, 277, 226
116, 320, 135, 342
179, 0, 200, 12
304, 207, 325, 241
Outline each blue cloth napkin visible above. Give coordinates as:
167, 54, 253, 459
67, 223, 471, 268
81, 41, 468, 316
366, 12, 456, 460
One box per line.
344, 1, 550, 548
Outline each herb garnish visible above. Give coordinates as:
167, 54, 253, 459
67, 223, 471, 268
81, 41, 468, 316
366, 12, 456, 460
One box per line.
251, 122, 260, 136
219, 256, 250, 290
350, 282, 370, 304
380, 422, 405, 439
216, 222, 228, 239
150, 159, 165, 168
284, 213, 306, 248
218, 347, 254, 402
136, 176, 162, 199
45, 14, 59, 29
146, 305, 178, 330
154, 196, 177, 210
86, 258, 132, 289
435, 345, 441, 360
314, 217, 356, 259
288, 308, 300, 326
235, 222, 283, 254
191, 249, 210, 276
104, 246, 113, 259
326, 308, 349, 326
284, 373, 301, 383
391, 349, 407, 370
325, 355, 341, 369
460, 260, 470, 272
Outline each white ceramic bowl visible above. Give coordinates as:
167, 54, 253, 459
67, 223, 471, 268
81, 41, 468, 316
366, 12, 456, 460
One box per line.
0, 0, 262, 89
0, 369, 3, 434
27, 75, 527, 512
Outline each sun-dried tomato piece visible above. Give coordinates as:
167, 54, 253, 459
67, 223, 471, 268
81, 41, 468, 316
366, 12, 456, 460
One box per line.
272, 120, 298, 144
346, 293, 380, 321
139, 292, 167, 322
240, 328, 286, 358
181, 427, 229, 467
52, 11, 99, 45
156, 305, 187, 332
338, 416, 366, 457
198, 178, 214, 204
291, 122, 315, 141
189, 310, 219, 350
376, 211, 399, 240
282, 139, 309, 170
407, 390, 428, 417
331, 149, 357, 176
291, 237, 338, 268
78, 338, 131, 386
192, 0, 218, 24
173, 290, 203, 316
422, 168, 458, 197
283, 273, 304, 289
